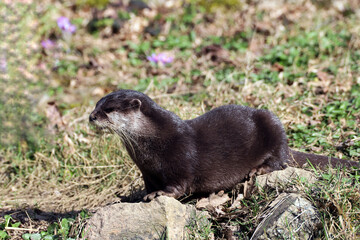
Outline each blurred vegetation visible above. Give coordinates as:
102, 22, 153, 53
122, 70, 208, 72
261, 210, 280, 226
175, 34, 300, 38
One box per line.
0, 3, 47, 154
76, 0, 110, 9
189, 0, 243, 12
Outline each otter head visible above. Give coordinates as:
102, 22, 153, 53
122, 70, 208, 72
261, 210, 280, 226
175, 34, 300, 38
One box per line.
89, 90, 156, 138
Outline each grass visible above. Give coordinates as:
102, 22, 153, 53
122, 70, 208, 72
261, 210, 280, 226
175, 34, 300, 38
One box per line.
0, 210, 90, 240
0, 0, 359, 239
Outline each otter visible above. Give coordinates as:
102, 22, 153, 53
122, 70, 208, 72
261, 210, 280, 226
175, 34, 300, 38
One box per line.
89, 89, 359, 201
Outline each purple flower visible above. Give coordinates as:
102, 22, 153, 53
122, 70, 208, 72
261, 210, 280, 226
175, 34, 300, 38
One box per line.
147, 53, 174, 65
57, 17, 76, 34
0, 55, 6, 73
41, 39, 55, 49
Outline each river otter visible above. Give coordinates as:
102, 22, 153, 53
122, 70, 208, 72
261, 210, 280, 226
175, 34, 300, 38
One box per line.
89, 89, 359, 200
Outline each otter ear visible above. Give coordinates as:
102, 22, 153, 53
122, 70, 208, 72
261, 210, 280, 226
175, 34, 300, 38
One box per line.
129, 99, 141, 109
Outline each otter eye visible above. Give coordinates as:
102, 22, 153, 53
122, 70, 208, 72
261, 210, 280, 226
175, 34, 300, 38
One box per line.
104, 107, 114, 113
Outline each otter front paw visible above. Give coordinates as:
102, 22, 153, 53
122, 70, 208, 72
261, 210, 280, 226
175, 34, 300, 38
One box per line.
143, 190, 174, 202
143, 190, 175, 201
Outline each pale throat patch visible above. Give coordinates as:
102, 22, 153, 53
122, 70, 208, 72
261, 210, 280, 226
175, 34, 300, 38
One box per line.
106, 110, 156, 136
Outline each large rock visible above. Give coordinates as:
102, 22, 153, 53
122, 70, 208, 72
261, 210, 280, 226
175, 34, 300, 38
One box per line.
256, 167, 317, 189
84, 196, 210, 240
250, 193, 321, 240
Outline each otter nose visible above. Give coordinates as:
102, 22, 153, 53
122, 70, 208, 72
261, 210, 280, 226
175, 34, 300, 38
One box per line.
89, 113, 97, 122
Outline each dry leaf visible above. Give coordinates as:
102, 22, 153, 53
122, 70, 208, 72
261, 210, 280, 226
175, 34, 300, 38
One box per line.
229, 194, 244, 210
63, 134, 76, 154
254, 21, 272, 35
92, 87, 106, 96
249, 38, 264, 56
46, 101, 65, 133
199, 44, 233, 64
196, 191, 230, 209
272, 62, 284, 72
317, 70, 331, 82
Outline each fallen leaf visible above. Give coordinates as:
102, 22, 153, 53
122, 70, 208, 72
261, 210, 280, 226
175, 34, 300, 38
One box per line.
243, 177, 255, 199
46, 101, 65, 133
272, 62, 284, 72
63, 134, 76, 154
317, 70, 330, 82
92, 87, 106, 96
254, 21, 272, 35
199, 44, 233, 64
196, 191, 230, 209
249, 38, 264, 56
229, 194, 244, 210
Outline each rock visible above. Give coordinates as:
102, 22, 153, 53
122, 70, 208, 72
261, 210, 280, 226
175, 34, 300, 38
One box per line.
84, 196, 210, 240
128, 0, 150, 12
250, 193, 321, 240
256, 167, 317, 189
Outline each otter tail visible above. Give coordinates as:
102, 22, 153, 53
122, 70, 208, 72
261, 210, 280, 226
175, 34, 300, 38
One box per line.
289, 150, 359, 169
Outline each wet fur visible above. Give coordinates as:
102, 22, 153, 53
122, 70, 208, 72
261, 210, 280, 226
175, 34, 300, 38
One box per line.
90, 90, 359, 200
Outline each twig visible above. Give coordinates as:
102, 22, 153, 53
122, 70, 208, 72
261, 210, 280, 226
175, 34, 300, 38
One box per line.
72, 165, 122, 169
5, 227, 39, 231
150, 90, 201, 99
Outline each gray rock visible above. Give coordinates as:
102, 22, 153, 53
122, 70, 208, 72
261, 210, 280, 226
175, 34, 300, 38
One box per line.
251, 193, 321, 240
256, 167, 317, 189
84, 196, 210, 240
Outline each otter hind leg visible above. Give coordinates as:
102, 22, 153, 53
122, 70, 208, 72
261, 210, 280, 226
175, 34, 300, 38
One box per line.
249, 164, 273, 178
249, 149, 289, 178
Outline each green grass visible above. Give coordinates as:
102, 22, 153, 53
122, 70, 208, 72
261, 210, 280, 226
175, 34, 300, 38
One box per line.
0, 210, 90, 240
0, 0, 359, 239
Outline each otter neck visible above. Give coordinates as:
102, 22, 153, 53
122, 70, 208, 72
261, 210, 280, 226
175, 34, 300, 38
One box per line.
122, 134, 168, 168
